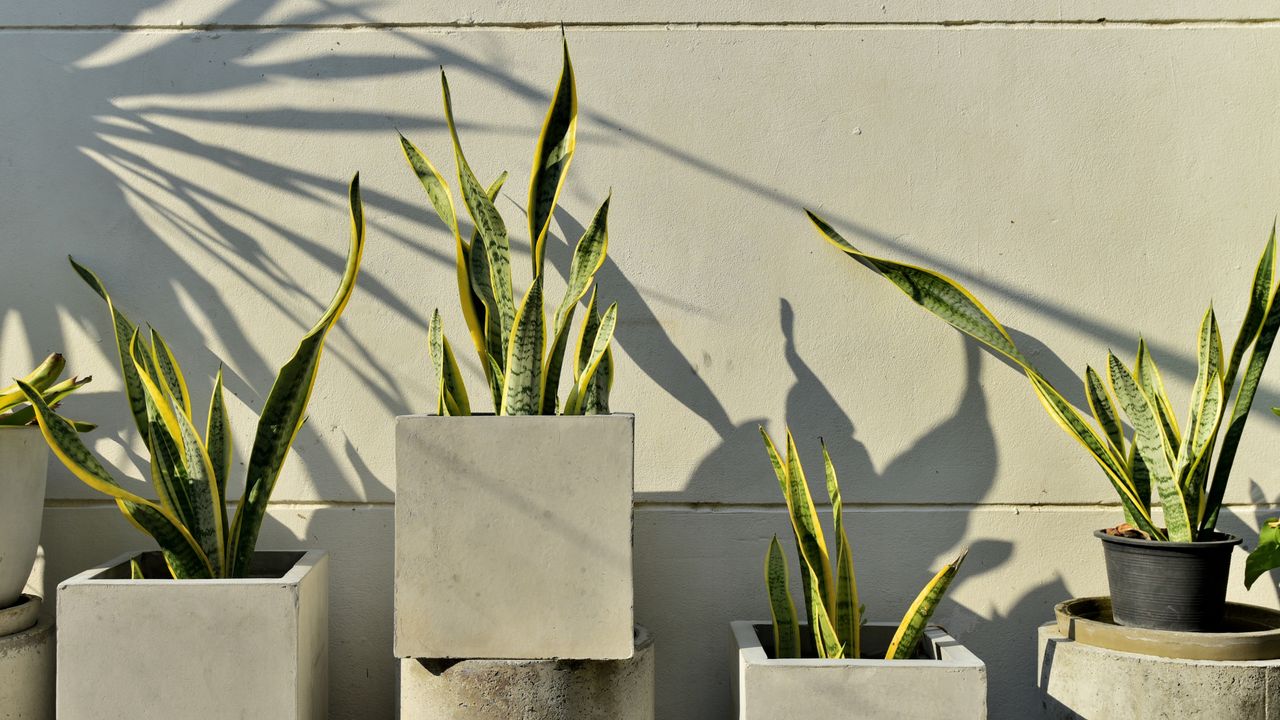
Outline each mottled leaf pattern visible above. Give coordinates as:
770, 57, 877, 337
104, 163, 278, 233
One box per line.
528, 37, 578, 276
1109, 353, 1189, 541
885, 553, 967, 660
765, 536, 801, 659
69, 257, 150, 438
542, 195, 610, 413
206, 366, 232, 545
500, 277, 546, 416
824, 441, 861, 658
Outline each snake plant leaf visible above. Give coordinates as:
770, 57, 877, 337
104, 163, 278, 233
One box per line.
428, 309, 471, 416
16, 378, 214, 578
574, 287, 602, 381
69, 257, 152, 440
581, 341, 613, 415
823, 440, 861, 659
1180, 372, 1224, 528
0, 353, 66, 409
783, 430, 834, 611
150, 328, 193, 419
500, 277, 546, 416
885, 552, 967, 660
131, 335, 225, 573
1135, 340, 1181, 453
1084, 366, 1125, 459
441, 71, 516, 362
808, 210, 1027, 365
1109, 352, 1191, 541
226, 173, 366, 577
807, 561, 844, 659
206, 366, 232, 547
766, 535, 801, 659
1245, 518, 1280, 589
760, 426, 790, 499
1203, 242, 1280, 532
1181, 308, 1223, 456
542, 195, 610, 413
565, 302, 617, 415
528, 36, 578, 277
1224, 224, 1275, 395
0, 375, 93, 427
400, 133, 489, 368
1125, 446, 1151, 529
461, 173, 511, 404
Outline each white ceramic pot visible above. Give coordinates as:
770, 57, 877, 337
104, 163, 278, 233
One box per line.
0, 427, 48, 609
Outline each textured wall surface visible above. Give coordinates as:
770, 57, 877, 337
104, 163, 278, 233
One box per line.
5, 3, 1280, 718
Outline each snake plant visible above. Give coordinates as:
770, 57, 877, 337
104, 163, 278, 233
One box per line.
809, 212, 1279, 548
400, 39, 617, 416
762, 427, 965, 660
1245, 407, 1280, 588
17, 175, 365, 579
1, 353, 93, 431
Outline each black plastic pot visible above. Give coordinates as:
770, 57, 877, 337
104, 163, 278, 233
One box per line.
1095, 529, 1242, 632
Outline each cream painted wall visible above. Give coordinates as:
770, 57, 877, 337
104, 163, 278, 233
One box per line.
5, 5, 1280, 718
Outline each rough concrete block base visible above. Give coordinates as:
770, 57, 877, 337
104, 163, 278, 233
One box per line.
0, 611, 54, 720
731, 621, 987, 720
58, 550, 328, 720
1038, 623, 1280, 719
395, 414, 635, 659
399, 625, 654, 719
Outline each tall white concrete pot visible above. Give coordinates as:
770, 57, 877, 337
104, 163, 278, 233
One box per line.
731, 621, 987, 719
395, 413, 635, 660
0, 426, 48, 610
57, 550, 328, 720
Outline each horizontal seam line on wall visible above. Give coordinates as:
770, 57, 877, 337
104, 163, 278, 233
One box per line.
41, 498, 1280, 512
3, 19, 1280, 32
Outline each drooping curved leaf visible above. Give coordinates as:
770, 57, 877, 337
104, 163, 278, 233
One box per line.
226, 173, 366, 577
0, 353, 65, 410
69, 258, 151, 439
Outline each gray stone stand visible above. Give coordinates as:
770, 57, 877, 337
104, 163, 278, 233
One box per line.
399, 625, 654, 720
1038, 623, 1280, 719
0, 614, 54, 720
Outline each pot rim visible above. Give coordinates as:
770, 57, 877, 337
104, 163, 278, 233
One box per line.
1093, 528, 1242, 549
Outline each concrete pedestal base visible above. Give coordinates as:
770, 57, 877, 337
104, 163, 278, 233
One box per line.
0, 611, 54, 720
399, 625, 654, 719
1038, 623, 1280, 719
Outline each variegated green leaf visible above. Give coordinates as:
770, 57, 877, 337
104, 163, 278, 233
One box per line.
206, 366, 232, 548
823, 440, 861, 659
0, 353, 65, 409
399, 133, 488, 368
766, 535, 801, 659
150, 328, 192, 418
807, 561, 843, 659
0, 375, 92, 427
528, 37, 578, 276
1109, 353, 1189, 541
542, 195, 610, 413
1245, 518, 1280, 589
783, 430, 834, 613
500, 277, 546, 416
227, 173, 366, 577
1204, 234, 1280, 532
581, 341, 613, 415
1224, 224, 1275, 394
565, 302, 617, 415
885, 552, 966, 660
1084, 366, 1125, 459
1181, 371, 1223, 528
69, 258, 151, 439
428, 309, 470, 416
1125, 445, 1151, 528
441, 71, 516, 363
1136, 339, 1181, 453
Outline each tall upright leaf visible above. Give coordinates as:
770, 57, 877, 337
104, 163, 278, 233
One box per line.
1108, 353, 1188, 541
542, 195, 610, 413
823, 440, 861, 658
528, 37, 578, 276
428, 309, 470, 416
765, 535, 801, 659
885, 553, 966, 660
226, 174, 366, 576
500, 277, 546, 416
206, 366, 232, 545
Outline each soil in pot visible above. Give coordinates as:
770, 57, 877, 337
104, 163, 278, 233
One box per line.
1095, 528, 1242, 632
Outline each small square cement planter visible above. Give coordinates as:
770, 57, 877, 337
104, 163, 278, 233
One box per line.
0, 595, 54, 720
395, 413, 634, 660
730, 621, 987, 720
58, 550, 328, 720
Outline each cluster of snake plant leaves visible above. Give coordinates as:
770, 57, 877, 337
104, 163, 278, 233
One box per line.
762, 427, 966, 660
808, 213, 1280, 583
400, 39, 617, 417
17, 176, 365, 579
0, 353, 92, 431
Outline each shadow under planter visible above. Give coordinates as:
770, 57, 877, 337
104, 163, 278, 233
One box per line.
730, 621, 987, 720
57, 550, 328, 720
0, 594, 53, 720
399, 625, 654, 720
394, 413, 635, 660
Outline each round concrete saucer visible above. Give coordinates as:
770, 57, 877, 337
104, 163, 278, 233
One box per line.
0, 594, 41, 637
1055, 596, 1280, 661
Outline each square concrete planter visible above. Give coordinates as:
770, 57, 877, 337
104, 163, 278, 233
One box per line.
395, 413, 635, 660
58, 550, 328, 720
730, 621, 987, 719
